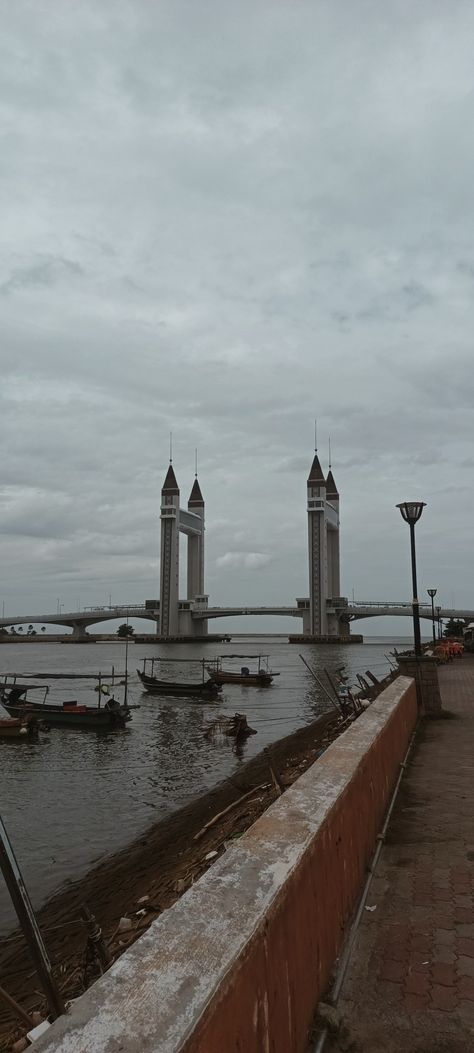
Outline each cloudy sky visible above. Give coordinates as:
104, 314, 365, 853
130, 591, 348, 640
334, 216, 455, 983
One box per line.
1, 1, 473, 633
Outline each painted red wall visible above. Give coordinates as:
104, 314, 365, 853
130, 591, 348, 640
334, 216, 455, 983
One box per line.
181, 681, 417, 1053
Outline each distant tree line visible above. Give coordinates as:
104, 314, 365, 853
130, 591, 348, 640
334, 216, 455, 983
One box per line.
1, 625, 47, 635
443, 617, 470, 638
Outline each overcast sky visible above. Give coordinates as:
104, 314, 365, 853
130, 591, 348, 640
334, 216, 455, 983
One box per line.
1, 1, 473, 634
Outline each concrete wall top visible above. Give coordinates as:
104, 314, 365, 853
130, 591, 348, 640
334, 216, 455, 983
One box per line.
35, 676, 415, 1053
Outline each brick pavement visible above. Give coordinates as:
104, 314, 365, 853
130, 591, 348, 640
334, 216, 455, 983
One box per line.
326, 655, 474, 1053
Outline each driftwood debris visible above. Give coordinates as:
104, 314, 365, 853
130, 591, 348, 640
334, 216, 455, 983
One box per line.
193, 783, 270, 842
80, 905, 111, 973
264, 748, 284, 795
0, 985, 34, 1030
204, 712, 257, 742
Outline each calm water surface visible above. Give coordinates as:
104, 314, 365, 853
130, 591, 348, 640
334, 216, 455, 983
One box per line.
0, 635, 408, 933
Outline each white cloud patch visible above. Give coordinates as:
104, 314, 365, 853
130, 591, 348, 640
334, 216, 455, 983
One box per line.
215, 551, 272, 570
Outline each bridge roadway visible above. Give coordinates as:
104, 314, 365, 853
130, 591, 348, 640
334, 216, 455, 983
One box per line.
0, 602, 473, 633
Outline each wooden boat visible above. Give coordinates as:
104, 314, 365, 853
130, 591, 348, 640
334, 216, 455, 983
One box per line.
0, 682, 131, 729
0, 715, 38, 739
206, 655, 278, 687
137, 658, 221, 697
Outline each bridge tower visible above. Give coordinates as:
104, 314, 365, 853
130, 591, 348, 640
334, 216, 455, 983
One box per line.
307, 453, 328, 634
306, 452, 341, 636
187, 477, 205, 600
159, 464, 180, 636
158, 464, 207, 638
326, 467, 340, 603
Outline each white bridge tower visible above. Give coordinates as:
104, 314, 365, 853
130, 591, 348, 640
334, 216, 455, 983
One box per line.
305, 450, 342, 637
158, 463, 207, 638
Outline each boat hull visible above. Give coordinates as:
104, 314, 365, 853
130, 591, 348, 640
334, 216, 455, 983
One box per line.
1, 699, 131, 728
207, 670, 274, 687
137, 670, 221, 697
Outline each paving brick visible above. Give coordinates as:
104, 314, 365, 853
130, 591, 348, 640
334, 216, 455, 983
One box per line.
411, 934, 431, 953
431, 962, 456, 986
432, 887, 452, 902
455, 999, 474, 1024
456, 923, 474, 939
379, 959, 405, 983
436, 913, 456, 930
452, 867, 471, 880
457, 976, 474, 1001
452, 882, 471, 895
376, 979, 404, 1005
406, 971, 430, 995
456, 956, 474, 978
454, 908, 474, 924
434, 928, 456, 946
404, 991, 429, 1012
431, 949, 457, 966
430, 984, 459, 1011
383, 943, 408, 962
457, 937, 474, 958
454, 895, 473, 909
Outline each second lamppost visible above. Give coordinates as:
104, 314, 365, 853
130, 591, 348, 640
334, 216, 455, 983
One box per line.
427, 588, 437, 646
396, 502, 426, 657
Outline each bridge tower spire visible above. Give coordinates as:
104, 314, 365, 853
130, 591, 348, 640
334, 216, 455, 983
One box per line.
326, 466, 340, 602
159, 463, 180, 636
187, 475, 205, 600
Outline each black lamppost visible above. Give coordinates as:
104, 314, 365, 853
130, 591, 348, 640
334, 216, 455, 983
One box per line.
396, 502, 426, 657
427, 588, 437, 646
436, 605, 442, 640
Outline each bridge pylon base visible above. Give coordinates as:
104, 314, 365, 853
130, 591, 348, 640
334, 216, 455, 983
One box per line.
288, 634, 364, 644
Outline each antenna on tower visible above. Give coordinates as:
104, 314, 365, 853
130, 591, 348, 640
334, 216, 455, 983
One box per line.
328, 436, 332, 469
169, 431, 173, 464
195, 447, 198, 477
314, 418, 318, 453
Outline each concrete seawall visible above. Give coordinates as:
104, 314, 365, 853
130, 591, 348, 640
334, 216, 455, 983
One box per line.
36, 675, 417, 1053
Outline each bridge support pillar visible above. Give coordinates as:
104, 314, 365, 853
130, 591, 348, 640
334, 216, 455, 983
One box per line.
71, 623, 89, 640
326, 610, 341, 637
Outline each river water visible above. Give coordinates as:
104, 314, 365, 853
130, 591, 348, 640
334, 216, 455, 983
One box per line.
0, 635, 409, 934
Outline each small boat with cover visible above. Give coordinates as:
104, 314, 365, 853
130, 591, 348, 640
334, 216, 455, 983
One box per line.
206, 655, 278, 687
0, 676, 131, 729
137, 658, 221, 697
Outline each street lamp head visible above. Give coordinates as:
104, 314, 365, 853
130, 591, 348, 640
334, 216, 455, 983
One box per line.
427, 588, 437, 598
396, 501, 426, 525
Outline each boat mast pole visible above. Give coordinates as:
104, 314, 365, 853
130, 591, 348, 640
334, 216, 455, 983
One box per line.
124, 609, 130, 708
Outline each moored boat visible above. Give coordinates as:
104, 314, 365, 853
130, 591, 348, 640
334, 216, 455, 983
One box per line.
206, 655, 278, 687
0, 681, 131, 729
137, 658, 221, 697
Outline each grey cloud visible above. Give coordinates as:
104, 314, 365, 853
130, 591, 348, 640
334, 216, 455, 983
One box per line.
0, 257, 83, 296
